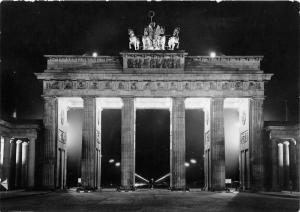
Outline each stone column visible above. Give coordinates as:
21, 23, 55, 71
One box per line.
15, 140, 22, 188
81, 97, 96, 189
21, 141, 29, 188
278, 143, 284, 189
283, 141, 290, 189
210, 98, 225, 191
28, 137, 36, 189
271, 140, 279, 191
1, 137, 12, 189
171, 97, 186, 190
249, 98, 265, 190
9, 139, 16, 190
120, 97, 135, 190
289, 142, 297, 191
43, 96, 57, 189
296, 142, 300, 191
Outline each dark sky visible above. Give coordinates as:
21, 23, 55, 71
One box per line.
0, 1, 299, 121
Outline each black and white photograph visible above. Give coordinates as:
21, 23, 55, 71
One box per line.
0, 1, 299, 211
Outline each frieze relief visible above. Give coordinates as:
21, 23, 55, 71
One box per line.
240, 130, 249, 144
96, 130, 101, 144
58, 129, 66, 144
127, 57, 182, 69
44, 80, 264, 91
204, 130, 210, 149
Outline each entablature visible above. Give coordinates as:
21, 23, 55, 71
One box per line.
265, 123, 300, 142
0, 119, 41, 140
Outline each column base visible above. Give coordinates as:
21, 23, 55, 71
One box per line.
250, 186, 266, 192
39, 186, 56, 191
210, 186, 225, 192
76, 186, 97, 192
170, 186, 189, 191
118, 186, 135, 192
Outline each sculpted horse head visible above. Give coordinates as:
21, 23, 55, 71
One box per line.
173, 27, 180, 37
128, 29, 135, 37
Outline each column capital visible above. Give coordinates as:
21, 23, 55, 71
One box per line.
27, 137, 37, 142
82, 97, 96, 106
211, 97, 224, 100
9, 138, 16, 144
42, 96, 57, 101
122, 96, 135, 101
82, 96, 97, 100
172, 96, 186, 100
250, 97, 265, 101
121, 95, 135, 98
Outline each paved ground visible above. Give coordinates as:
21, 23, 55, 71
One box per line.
0, 189, 299, 212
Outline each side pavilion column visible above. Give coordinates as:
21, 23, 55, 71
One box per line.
296, 140, 300, 191
15, 140, 22, 188
43, 96, 57, 189
283, 141, 290, 189
171, 97, 186, 190
1, 137, 12, 189
28, 137, 36, 189
271, 139, 279, 191
210, 98, 225, 191
9, 139, 16, 190
81, 97, 97, 189
249, 97, 265, 190
120, 97, 135, 190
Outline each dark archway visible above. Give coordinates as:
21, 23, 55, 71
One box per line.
185, 109, 205, 188
135, 109, 170, 188
101, 109, 121, 188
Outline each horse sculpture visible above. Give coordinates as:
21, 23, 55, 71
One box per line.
168, 27, 180, 50
128, 29, 140, 50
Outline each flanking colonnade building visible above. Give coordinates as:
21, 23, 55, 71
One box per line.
34, 51, 281, 191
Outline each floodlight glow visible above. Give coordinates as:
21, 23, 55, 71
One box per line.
184, 162, 190, 167
115, 162, 120, 167
92, 52, 98, 57
190, 159, 197, 164
210, 52, 216, 58
13, 110, 17, 118
109, 159, 115, 163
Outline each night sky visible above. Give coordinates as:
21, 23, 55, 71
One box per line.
1, 1, 299, 121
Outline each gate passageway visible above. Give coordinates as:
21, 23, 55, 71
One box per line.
135, 110, 170, 188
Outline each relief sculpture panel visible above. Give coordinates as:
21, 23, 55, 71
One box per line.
45, 80, 264, 93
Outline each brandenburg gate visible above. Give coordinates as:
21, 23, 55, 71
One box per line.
36, 50, 272, 191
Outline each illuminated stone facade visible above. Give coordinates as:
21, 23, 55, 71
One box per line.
35, 51, 274, 191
